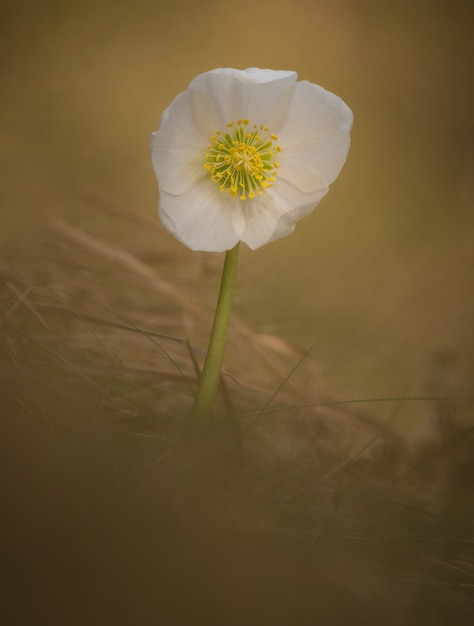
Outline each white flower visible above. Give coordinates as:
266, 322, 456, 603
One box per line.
150, 68, 353, 252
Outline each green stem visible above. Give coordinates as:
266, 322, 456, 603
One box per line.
189, 242, 240, 426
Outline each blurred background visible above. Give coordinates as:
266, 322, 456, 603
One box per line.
1, 1, 473, 624
2, 0, 473, 400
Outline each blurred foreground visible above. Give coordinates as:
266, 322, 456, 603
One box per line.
1, 214, 473, 625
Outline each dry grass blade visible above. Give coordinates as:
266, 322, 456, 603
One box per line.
0, 214, 472, 626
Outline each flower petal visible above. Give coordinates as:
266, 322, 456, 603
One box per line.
277, 162, 329, 196
240, 178, 327, 250
158, 180, 243, 252
150, 91, 208, 195
188, 68, 297, 130
277, 81, 353, 190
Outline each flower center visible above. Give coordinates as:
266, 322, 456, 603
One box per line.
204, 119, 281, 201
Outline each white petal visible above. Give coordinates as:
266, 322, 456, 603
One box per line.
239, 197, 285, 250
158, 180, 242, 252
151, 91, 208, 195
236, 68, 297, 83
188, 68, 297, 129
277, 162, 328, 196
278, 81, 353, 189
190, 67, 297, 88
240, 179, 326, 250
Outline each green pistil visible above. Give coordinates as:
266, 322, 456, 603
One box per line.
204, 119, 281, 201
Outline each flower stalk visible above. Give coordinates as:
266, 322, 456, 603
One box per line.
189, 242, 240, 427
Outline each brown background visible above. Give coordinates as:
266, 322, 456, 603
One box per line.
2, 0, 473, 405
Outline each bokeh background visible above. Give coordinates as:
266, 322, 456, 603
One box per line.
2, 0, 473, 401
1, 1, 474, 624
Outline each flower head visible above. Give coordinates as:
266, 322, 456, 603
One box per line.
150, 68, 353, 252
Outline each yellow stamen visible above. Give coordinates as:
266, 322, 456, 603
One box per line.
204, 119, 282, 201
